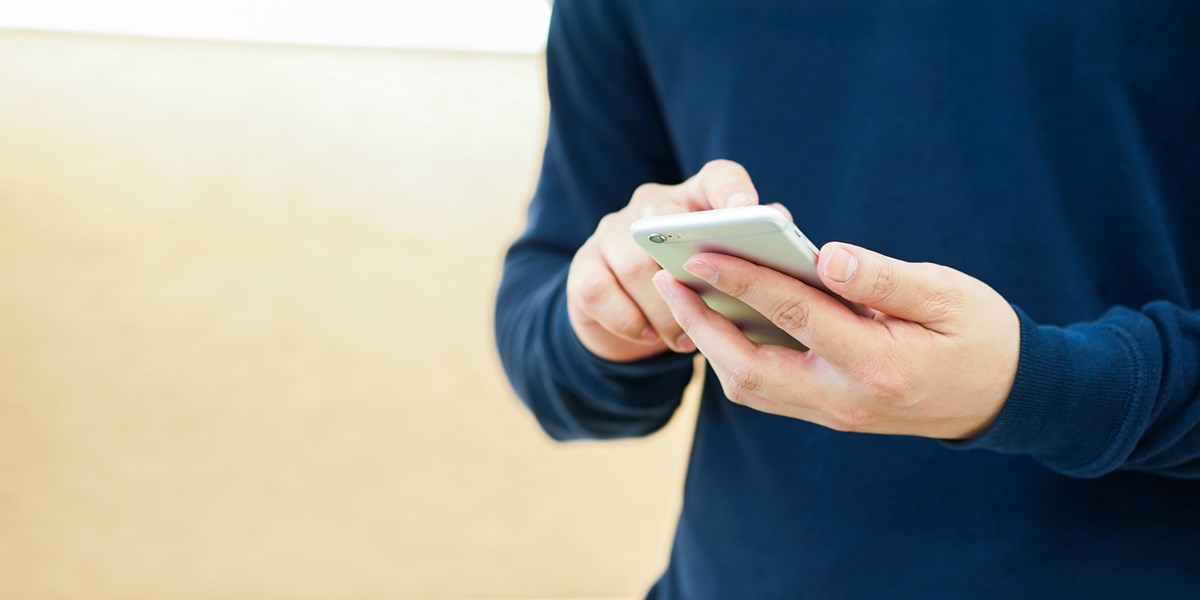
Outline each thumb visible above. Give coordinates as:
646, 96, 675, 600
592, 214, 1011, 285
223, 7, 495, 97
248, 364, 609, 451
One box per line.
817, 242, 965, 327
675, 159, 760, 210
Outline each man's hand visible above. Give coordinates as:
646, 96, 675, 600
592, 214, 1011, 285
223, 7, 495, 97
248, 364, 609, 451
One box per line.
567, 160, 764, 362
651, 243, 1021, 439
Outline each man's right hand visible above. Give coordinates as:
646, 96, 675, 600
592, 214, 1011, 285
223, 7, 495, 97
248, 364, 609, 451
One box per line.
566, 159, 763, 362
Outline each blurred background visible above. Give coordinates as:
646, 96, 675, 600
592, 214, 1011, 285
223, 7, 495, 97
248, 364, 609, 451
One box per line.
0, 2, 700, 598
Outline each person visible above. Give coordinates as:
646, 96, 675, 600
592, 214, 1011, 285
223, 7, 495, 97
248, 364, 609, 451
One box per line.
495, 1, 1200, 597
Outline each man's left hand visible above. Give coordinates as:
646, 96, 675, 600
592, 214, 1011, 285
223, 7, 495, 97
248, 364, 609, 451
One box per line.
652, 242, 1021, 439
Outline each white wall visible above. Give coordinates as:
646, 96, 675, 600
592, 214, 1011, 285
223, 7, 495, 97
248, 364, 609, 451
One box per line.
0, 0, 550, 53
0, 29, 691, 599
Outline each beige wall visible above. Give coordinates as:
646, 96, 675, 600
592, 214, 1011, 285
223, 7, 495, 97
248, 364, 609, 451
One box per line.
0, 31, 698, 599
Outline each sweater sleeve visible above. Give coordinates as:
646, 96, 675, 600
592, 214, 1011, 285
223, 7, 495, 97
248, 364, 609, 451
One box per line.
493, 0, 696, 441
947, 302, 1200, 479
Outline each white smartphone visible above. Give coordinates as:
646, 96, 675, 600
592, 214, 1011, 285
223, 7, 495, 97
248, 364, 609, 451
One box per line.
631, 206, 855, 350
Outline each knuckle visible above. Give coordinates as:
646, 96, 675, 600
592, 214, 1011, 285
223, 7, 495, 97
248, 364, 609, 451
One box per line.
921, 289, 961, 321
610, 255, 656, 284
570, 278, 646, 339
575, 278, 608, 307
918, 266, 965, 320
866, 261, 898, 304
730, 365, 762, 393
701, 158, 742, 175
771, 298, 811, 333
721, 362, 763, 403
630, 182, 663, 205
595, 212, 620, 233
723, 273, 752, 298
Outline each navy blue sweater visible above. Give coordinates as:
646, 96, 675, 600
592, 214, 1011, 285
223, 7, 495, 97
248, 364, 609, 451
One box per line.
495, 2, 1200, 597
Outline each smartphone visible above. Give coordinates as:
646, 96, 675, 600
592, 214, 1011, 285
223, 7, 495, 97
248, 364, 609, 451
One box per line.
631, 206, 855, 350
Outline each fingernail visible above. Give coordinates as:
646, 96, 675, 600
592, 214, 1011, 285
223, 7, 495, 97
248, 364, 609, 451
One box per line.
640, 326, 659, 342
675, 334, 695, 353
652, 272, 675, 302
684, 259, 718, 284
822, 246, 858, 283
727, 192, 755, 207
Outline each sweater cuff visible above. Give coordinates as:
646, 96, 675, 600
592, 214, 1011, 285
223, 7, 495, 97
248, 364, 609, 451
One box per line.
944, 306, 1146, 477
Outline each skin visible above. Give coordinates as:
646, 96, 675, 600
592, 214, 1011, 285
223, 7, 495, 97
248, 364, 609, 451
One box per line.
566, 159, 765, 361
568, 159, 1021, 439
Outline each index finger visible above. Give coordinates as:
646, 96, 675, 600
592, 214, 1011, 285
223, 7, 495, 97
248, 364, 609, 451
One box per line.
683, 252, 881, 368
652, 271, 829, 412
674, 159, 760, 210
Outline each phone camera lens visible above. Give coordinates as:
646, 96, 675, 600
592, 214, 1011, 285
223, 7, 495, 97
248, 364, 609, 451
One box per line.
648, 234, 666, 244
